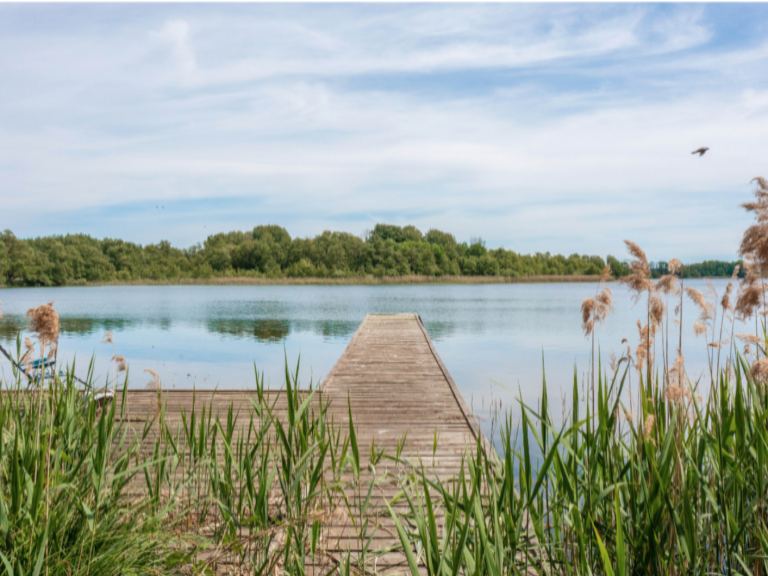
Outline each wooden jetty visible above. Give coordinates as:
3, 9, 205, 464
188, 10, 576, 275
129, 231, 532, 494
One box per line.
117, 314, 488, 574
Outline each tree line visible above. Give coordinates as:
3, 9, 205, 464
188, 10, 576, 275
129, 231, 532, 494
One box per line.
0, 225, 742, 287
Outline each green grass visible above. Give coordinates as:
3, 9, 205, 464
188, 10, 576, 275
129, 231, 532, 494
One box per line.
0, 346, 371, 576
6, 318, 768, 574
387, 353, 768, 575
6, 341, 768, 576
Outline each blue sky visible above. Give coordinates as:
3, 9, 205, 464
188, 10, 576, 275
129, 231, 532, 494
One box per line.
1, 3, 768, 261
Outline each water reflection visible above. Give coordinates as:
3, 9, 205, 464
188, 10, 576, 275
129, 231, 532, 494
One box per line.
1, 316, 144, 341
60, 317, 140, 335
422, 321, 457, 341
207, 318, 291, 342
204, 319, 359, 342
294, 320, 358, 339
0, 317, 23, 343
1, 314, 359, 345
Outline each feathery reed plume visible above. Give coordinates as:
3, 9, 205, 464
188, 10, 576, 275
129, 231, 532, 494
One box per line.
144, 368, 162, 390
736, 259, 763, 319
581, 266, 615, 403
112, 354, 128, 373
686, 287, 713, 322
642, 414, 656, 438
102, 331, 114, 345
635, 321, 653, 374
736, 279, 762, 320
656, 273, 678, 295
22, 337, 34, 362
599, 264, 612, 283
664, 384, 684, 404
668, 349, 685, 387
687, 284, 717, 380
737, 333, 763, 345
740, 177, 768, 266
621, 241, 651, 302
657, 258, 682, 378
581, 287, 615, 337
738, 178, 768, 350
144, 368, 163, 416
620, 338, 632, 366
581, 298, 595, 336
721, 281, 735, 312
596, 285, 614, 314
751, 358, 768, 383
26, 301, 59, 347
649, 294, 665, 331
46, 346, 57, 362
621, 241, 656, 381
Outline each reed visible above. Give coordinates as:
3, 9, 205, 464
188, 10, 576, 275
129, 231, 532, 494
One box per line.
389, 349, 768, 575
0, 341, 367, 575
383, 176, 768, 575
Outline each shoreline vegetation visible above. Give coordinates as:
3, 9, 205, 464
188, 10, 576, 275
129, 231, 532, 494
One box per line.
1, 223, 740, 287
5, 273, 616, 288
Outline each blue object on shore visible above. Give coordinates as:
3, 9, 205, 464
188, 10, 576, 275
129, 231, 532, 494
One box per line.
19, 357, 56, 371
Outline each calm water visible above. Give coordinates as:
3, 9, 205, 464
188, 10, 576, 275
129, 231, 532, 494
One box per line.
0, 280, 743, 440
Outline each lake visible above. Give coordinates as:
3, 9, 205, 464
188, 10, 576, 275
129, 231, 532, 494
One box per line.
0, 279, 745, 441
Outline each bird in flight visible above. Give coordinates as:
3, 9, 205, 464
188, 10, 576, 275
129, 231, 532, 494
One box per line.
692, 147, 709, 156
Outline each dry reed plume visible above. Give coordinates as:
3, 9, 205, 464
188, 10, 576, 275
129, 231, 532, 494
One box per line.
144, 368, 163, 417
752, 358, 768, 383
739, 177, 768, 266
686, 287, 714, 325
581, 264, 615, 401
144, 368, 162, 390
22, 337, 34, 362
621, 241, 652, 300
112, 354, 128, 373
621, 241, 660, 382
735, 177, 768, 362
26, 301, 59, 348
642, 414, 655, 438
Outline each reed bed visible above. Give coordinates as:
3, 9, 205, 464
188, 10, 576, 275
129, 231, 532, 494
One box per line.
0, 335, 376, 575
384, 176, 768, 575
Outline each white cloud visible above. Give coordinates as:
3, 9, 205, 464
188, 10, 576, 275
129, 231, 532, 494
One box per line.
0, 4, 765, 260
155, 20, 196, 76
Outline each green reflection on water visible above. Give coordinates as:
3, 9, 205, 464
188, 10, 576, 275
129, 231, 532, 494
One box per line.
206, 318, 290, 342
0, 315, 366, 344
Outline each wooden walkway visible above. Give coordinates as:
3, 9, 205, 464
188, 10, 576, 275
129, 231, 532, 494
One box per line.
117, 314, 486, 574
323, 313, 480, 461
320, 314, 482, 570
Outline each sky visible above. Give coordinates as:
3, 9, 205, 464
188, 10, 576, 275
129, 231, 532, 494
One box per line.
1, 4, 768, 262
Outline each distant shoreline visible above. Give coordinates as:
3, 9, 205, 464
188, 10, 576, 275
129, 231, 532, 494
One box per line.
0, 274, 611, 288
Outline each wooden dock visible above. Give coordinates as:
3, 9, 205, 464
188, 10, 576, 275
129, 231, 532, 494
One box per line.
117, 313, 486, 574
322, 313, 481, 457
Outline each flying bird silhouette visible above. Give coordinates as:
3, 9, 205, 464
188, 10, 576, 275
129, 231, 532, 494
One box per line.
692, 147, 709, 156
